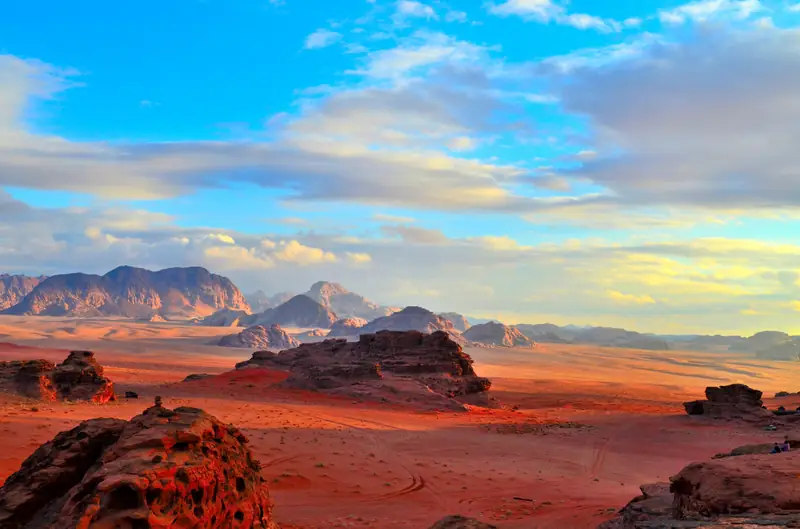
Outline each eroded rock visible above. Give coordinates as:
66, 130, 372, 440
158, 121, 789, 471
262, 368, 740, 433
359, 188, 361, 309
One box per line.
236, 330, 492, 410
219, 324, 301, 350
0, 404, 277, 529
683, 384, 773, 421
0, 351, 114, 403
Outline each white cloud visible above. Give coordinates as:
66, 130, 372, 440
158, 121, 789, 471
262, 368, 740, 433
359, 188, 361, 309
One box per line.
658, 0, 764, 24
488, 0, 623, 32
789, 3, 800, 12
395, 0, 438, 20
304, 29, 342, 50
273, 240, 338, 265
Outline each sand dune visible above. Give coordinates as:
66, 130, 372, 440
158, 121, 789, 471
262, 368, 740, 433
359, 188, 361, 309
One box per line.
0, 315, 797, 528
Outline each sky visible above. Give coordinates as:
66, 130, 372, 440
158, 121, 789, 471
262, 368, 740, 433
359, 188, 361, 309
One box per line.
1, 0, 800, 335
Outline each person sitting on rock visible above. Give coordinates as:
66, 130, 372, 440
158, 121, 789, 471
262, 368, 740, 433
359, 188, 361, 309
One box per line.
771, 443, 782, 454
782, 437, 791, 452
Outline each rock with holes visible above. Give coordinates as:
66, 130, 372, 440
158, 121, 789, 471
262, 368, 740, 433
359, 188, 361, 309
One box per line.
0, 351, 114, 403
0, 405, 277, 529
429, 516, 498, 528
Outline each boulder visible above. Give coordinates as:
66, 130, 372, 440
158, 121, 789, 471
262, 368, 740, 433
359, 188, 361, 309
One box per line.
0, 360, 56, 400
429, 515, 497, 528
124, 391, 138, 399
683, 384, 772, 421
599, 453, 800, 528
237, 330, 492, 410
219, 324, 301, 350
0, 351, 114, 403
183, 373, 213, 382
0, 403, 277, 529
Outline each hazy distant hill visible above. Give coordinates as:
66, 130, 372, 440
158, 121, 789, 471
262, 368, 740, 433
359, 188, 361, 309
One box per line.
464, 322, 535, 347
439, 312, 471, 332
0, 274, 46, 310
3, 266, 249, 319
303, 281, 395, 320
516, 323, 669, 350
359, 306, 465, 344
245, 290, 295, 313
241, 294, 338, 329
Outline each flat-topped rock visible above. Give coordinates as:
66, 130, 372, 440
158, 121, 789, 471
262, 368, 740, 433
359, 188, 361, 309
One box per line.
236, 330, 492, 410
684, 384, 772, 421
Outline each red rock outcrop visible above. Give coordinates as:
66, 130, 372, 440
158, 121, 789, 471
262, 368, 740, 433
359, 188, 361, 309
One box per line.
599, 454, 800, 528
0, 403, 277, 529
0, 351, 114, 403
327, 317, 368, 337
683, 383, 773, 421
236, 330, 492, 410
0, 360, 57, 400
219, 324, 301, 350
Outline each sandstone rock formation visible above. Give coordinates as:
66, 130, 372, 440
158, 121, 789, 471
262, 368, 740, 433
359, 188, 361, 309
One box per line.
600, 453, 800, 528
0, 351, 115, 403
439, 313, 472, 332
236, 330, 492, 410
0, 403, 277, 528
429, 515, 497, 528
359, 306, 465, 344
464, 322, 535, 348
219, 325, 301, 350
683, 384, 773, 421
3, 266, 249, 319
241, 295, 337, 329
200, 308, 250, 327
328, 317, 368, 337
297, 329, 327, 339
0, 274, 45, 311
304, 281, 395, 320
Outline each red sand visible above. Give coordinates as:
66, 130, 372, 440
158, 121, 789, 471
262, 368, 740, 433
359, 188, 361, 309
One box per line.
0, 320, 798, 528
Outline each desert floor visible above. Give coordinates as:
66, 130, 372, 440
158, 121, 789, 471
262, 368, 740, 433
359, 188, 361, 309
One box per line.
1, 316, 799, 528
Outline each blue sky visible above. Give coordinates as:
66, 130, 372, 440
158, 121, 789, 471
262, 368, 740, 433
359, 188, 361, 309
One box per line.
2, 0, 800, 334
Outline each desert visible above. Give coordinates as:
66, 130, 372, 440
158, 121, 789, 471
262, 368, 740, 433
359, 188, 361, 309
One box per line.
2, 312, 800, 528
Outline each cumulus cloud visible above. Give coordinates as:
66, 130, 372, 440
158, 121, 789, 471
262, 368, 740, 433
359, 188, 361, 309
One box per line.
552, 25, 800, 214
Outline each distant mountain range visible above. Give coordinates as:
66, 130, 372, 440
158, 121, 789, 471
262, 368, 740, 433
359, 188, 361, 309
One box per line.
0, 274, 46, 310
0, 266, 249, 319
3, 267, 799, 360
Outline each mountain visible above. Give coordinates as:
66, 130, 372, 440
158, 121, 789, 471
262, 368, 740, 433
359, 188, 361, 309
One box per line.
303, 281, 396, 320
439, 312, 471, 332
245, 290, 295, 313
0, 274, 46, 310
359, 306, 465, 344
241, 295, 337, 328
218, 324, 300, 350
3, 266, 249, 319
464, 322, 535, 347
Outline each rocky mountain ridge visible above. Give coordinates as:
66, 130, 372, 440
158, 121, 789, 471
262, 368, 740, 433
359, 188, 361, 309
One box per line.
2, 266, 249, 319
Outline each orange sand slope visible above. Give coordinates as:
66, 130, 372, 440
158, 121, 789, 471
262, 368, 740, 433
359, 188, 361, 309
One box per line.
0, 315, 798, 528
